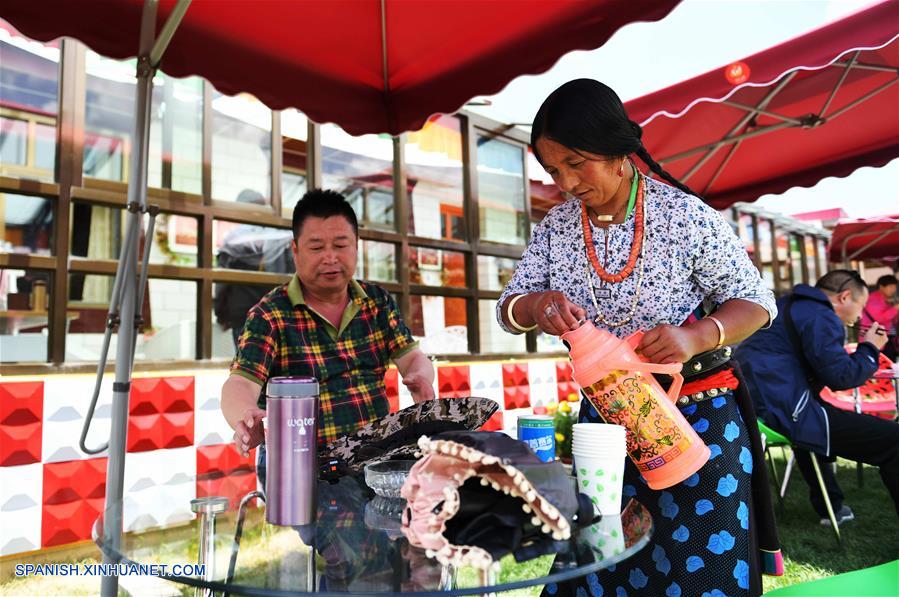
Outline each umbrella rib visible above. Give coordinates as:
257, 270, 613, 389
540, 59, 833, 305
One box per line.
666, 121, 795, 166
149, 0, 192, 68
826, 76, 899, 121
831, 61, 899, 74
661, 72, 797, 170
843, 222, 899, 263
380, 0, 390, 95
702, 139, 742, 196
820, 51, 859, 118
720, 101, 803, 125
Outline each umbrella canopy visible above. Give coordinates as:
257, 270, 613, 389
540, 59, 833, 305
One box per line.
1, 0, 682, 136
828, 215, 899, 263
625, 0, 899, 209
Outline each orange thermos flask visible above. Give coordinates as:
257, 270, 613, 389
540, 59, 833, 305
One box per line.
562, 321, 710, 489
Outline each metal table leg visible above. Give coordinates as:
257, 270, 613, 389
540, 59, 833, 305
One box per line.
225, 491, 265, 592
190, 496, 229, 597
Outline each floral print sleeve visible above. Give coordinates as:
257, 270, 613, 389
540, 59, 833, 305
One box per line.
495, 176, 777, 338
685, 199, 777, 326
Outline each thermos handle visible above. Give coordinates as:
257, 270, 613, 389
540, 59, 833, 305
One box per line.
624, 331, 684, 375
624, 331, 684, 403
667, 373, 684, 405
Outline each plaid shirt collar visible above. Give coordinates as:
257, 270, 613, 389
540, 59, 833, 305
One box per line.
287, 275, 373, 339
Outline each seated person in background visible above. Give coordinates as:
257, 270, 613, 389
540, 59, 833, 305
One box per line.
735, 270, 898, 526
861, 274, 898, 361
221, 189, 436, 476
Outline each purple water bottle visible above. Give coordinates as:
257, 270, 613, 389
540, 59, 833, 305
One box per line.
265, 376, 319, 526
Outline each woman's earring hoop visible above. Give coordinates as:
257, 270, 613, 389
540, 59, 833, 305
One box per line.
617, 160, 625, 177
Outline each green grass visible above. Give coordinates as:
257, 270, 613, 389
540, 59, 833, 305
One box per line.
2, 457, 896, 596
761, 452, 899, 594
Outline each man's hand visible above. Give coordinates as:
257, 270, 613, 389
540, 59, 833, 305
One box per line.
221, 374, 265, 456
863, 322, 889, 350
393, 348, 436, 404
637, 324, 705, 364
233, 406, 266, 457
403, 373, 436, 403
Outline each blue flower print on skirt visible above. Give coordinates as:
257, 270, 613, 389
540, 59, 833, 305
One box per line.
569, 393, 754, 597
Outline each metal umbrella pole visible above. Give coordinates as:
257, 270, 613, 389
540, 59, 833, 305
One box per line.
73, 2, 191, 596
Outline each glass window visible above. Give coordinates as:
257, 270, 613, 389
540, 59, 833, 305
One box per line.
409, 295, 468, 355
405, 115, 465, 241
737, 214, 756, 262
756, 219, 775, 291
790, 234, 804, 285
805, 236, 819, 281
529, 149, 563, 225
356, 240, 395, 283
161, 76, 203, 194
775, 229, 792, 288
537, 331, 566, 354
212, 282, 279, 358
151, 214, 198, 266
0, 21, 59, 182
322, 124, 395, 231
211, 90, 272, 203
66, 275, 196, 362
479, 299, 525, 353
477, 137, 527, 245
409, 247, 465, 288
817, 238, 829, 279
477, 255, 517, 291
84, 51, 203, 191
213, 219, 294, 274
0, 117, 27, 165
0, 267, 51, 362
0, 193, 53, 255
70, 203, 198, 266
281, 108, 308, 218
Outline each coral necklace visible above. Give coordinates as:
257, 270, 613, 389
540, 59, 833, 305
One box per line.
581, 169, 645, 283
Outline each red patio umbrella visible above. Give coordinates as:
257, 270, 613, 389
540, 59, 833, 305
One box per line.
0, 2, 686, 594
625, 0, 899, 209
1, 0, 682, 136
828, 215, 899, 263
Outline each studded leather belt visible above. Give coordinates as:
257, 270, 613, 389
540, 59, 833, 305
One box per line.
682, 345, 733, 380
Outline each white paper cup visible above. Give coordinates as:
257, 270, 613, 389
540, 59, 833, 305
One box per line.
573, 423, 626, 438
580, 514, 626, 557
574, 452, 626, 515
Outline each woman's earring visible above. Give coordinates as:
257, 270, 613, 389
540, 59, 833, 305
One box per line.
617, 161, 625, 177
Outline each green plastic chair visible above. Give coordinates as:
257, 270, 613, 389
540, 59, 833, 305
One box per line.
764, 559, 898, 596
757, 419, 841, 544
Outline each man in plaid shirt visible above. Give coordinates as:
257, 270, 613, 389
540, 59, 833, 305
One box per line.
221, 189, 435, 455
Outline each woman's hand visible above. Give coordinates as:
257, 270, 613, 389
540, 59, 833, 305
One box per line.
636, 324, 705, 364
529, 291, 586, 336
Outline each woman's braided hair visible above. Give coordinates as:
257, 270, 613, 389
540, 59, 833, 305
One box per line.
531, 78, 701, 199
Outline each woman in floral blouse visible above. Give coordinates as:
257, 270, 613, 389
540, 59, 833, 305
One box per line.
497, 79, 781, 597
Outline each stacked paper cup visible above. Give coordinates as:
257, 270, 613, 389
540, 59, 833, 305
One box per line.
580, 514, 626, 558
572, 423, 627, 516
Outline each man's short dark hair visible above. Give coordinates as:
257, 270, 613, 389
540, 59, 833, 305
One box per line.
816, 269, 867, 299
876, 274, 898, 289
291, 189, 359, 240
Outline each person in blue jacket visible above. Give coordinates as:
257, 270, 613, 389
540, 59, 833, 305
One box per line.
735, 270, 898, 525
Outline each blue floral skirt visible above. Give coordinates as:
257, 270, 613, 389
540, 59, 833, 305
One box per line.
551, 392, 755, 597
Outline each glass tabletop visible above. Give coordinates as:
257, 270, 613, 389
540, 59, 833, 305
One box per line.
94, 474, 653, 595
